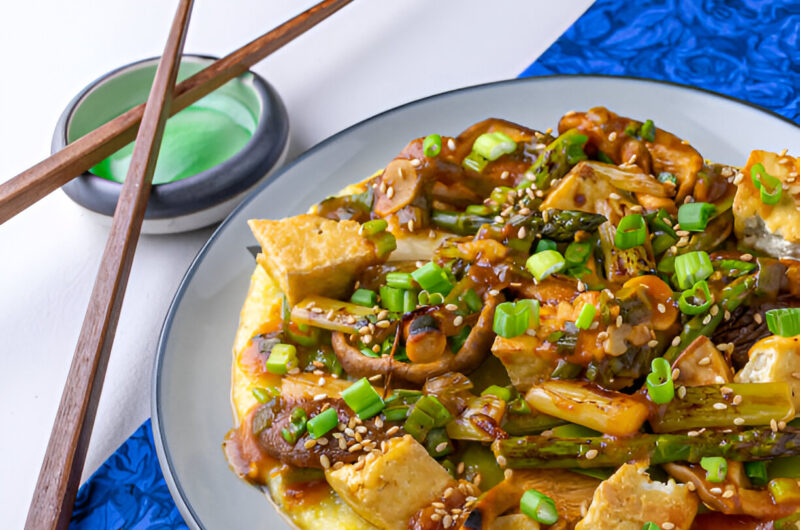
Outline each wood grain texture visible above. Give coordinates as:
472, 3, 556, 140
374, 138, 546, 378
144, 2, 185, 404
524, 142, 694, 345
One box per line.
23, 1, 194, 528
0, 0, 353, 224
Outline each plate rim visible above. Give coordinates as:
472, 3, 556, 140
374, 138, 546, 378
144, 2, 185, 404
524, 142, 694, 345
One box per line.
151, 73, 800, 529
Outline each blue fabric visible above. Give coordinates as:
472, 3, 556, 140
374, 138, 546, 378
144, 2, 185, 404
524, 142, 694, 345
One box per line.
72, 1, 800, 527
521, 0, 800, 123
70, 420, 187, 529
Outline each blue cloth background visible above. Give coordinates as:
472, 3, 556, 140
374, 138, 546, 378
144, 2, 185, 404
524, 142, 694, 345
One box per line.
71, 0, 800, 527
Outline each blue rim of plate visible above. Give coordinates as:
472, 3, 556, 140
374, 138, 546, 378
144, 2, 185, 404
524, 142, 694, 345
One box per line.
151, 73, 800, 529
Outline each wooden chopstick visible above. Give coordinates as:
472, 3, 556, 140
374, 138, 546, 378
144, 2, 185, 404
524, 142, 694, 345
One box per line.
24, 1, 195, 528
0, 0, 352, 224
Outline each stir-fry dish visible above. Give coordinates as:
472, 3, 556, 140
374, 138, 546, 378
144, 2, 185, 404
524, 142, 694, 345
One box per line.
224, 107, 800, 530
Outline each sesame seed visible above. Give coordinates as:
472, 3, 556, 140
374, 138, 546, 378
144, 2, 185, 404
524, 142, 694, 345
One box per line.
429, 229, 437, 238
724, 310, 731, 320
348, 443, 363, 453
386, 186, 395, 199
447, 138, 456, 151
435, 442, 448, 453
311, 306, 324, 314
407, 220, 415, 232
410, 158, 421, 167
371, 344, 381, 353
489, 289, 500, 296
362, 334, 373, 344
320, 454, 331, 469
497, 455, 507, 468
386, 426, 400, 436
672, 368, 680, 380
657, 303, 666, 313
453, 315, 464, 326
740, 253, 753, 261
608, 131, 618, 142
317, 437, 329, 446
663, 523, 675, 530
519, 207, 531, 215
616, 315, 623, 327
443, 515, 453, 528
733, 417, 745, 426
648, 339, 659, 348
378, 181, 387, 193
732, 394, 742, 405
677, 386, 687, 399
672, 336, 682, 347
687, 481, 696, 491
698, 356, 711, 366
771, 419, 779, 432
356, 425, 367, 434
313, 393, 327, 401
687, 430, 700, 437
494, 215, 505, 224
628, 154, 638, 164
585, 449, 599, 460
780, 420, 787, 430
304, 439, 317, 449
713, 402, 727, 410
518, 226, 527, 239
710, 487, 723, 495
609, 192, 621, 200
318, 377, 326, 386
722, 490, 735, 499
457, 462, 465, 475
754, 313, 763, 324
720, 386, 733, 395
710, 305, 719, 316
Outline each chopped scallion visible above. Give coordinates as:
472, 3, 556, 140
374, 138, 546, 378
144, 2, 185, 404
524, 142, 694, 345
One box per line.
307, 407, 339, 439
640, 119, 655, 142
461, 288, 483, 313
423, 134, 442, 157
350, 288, 378, 307
535, 239, 557, 253
614, 214, 647, 249
462, 151, 488, 173
520, 489, 559, 525
700, 456, 728, 483
525, 250, 566, 281
646, 357, 674, 404
751, 163, 782, 205
481, 385, 512, 401
493, 301, 530, 338
386, 272, 415, 290
575, 303, 596, 330
658, 171, 677, 186
403, 289, 418, 313
678, 280, 713, 315
745, 461, 768, 486
379, 285, 404, 312
766, 308, 800, 337
266, 343, 298, 375
341, 378, 385, 419
674, 250, 713, 290
411, 262, 453, 295
472, 131, 517, 161
678, 202, 716, 232
565, 240, 592, 267
359, 218, 388, 236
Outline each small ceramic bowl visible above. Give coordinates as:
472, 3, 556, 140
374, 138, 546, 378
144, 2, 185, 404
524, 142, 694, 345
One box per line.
52, 55, 289, 234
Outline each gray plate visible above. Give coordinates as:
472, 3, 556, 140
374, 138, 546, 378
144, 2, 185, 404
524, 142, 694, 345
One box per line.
152, 75, 800, 529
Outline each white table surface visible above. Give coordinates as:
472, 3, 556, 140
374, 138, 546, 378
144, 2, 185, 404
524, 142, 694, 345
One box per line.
0, 0, 592, 525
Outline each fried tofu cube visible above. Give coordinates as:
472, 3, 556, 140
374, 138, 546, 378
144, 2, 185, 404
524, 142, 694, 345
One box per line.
575, 464, 697, 530
249, 214, 379, 306
491, 335, 553, 392
673, 336, 733, 386
735, 335, 800, 409
733, 150, 800, 258
325, 435, 455, 530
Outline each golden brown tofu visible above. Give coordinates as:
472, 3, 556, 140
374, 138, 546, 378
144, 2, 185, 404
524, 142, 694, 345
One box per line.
490, 514, 540, 530
325, 435, 455, 530
576, 464, 697, 530
673, 336, 733, 386
735, 334, 800, 409
249, 214, 380, 306
491, 335, 553, 392
733, 150, 800, 258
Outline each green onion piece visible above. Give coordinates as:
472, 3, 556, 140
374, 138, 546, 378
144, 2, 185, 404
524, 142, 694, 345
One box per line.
359, 218, 388, 236
386, 272, 414, 290
745, 461, 768, 486
465, 204, 493, 215
404, 406, 436, 442
649, 208, 677, 238
383, 406, 409, 422
624, 123, 639, 137
768, 478, 800, 503
351, 288, 378, 307
751, 163, 782, 205
520, 489, 559, 525
658, 171, 677, 186
252, 386, 278, 403
490, 186, 515, 206
423, 134, 442, 157
674, 251, 713, 290
614, 214, 647, 249
597, 151, 615, 164
266, 343, 298, 375
678, 280, 713, 315
341, 377, 385, 419
678, 202, 716, 232
493, 301, 530, 338
640, 119, 655, 142
307, 407, 338, 439
652, 233, 678, 256
536, 239, 557, 253
565, 240, 592, 267
642, 523, 660, 530
417, 291, 430, 306
411, 262, 453, 295
766, 308, 800, 337
428, 292, 445, 305
509, 397, 531, 415
517, 299, 541, 328
526, 250, 566, 281
700, 456, 728, 483
462, 151, 489, 172
461, 289, 483, 313
415, 395, 453, 427
379, 285, 404, 312
359, 347, 380, 358
403, 289, 418, 313
281, 407, 308, 444
369, 231, 397, 258
481, 385, 512, 401
646, 357, 674, 404
575, 303, 596, 330
473, 131, 517, 161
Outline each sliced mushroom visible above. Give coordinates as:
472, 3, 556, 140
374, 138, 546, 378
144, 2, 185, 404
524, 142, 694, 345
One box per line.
331, 294, 502, 384
374, 158, 421, 217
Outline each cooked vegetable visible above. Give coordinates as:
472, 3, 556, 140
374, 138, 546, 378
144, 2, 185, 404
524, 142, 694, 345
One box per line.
494, 427, 800, 469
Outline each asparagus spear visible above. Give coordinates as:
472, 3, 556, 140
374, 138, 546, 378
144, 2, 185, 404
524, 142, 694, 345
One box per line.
431, 210, 494, 235
494, 427, 800, 469
431, 208, 606, 240
649, 383, 795, 433
526, 129, 588, 191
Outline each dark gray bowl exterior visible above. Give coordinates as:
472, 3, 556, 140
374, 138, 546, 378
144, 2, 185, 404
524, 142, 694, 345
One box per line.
52, 55, 288, 219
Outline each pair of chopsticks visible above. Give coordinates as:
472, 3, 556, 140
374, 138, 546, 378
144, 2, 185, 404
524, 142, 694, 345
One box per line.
21, 1, 352, 528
